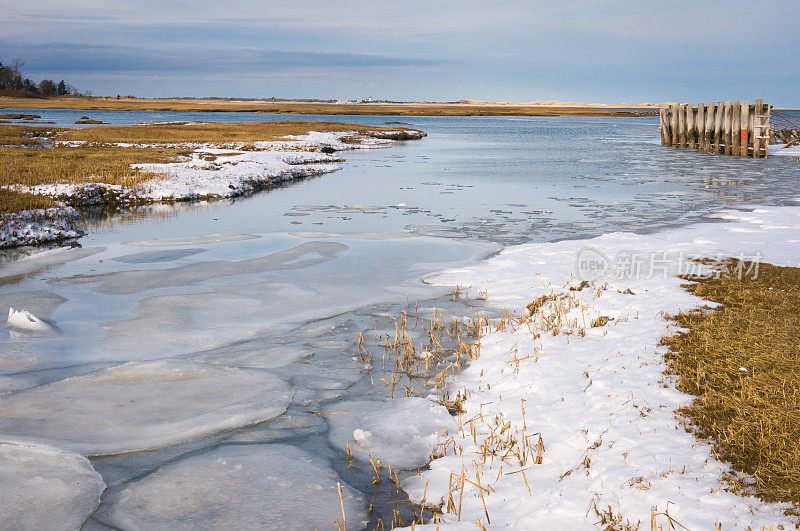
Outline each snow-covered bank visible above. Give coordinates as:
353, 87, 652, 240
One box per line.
1, 128, 424, 248
770, 142, 800, 157
405, 204, 800, 529
0, 207, 83, 249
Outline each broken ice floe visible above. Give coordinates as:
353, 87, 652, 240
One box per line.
6, 307, 52, 332
106, 443, 366, 530
327, 397, 457, 470
0, 442, 105, 530
0, 360, 291, 455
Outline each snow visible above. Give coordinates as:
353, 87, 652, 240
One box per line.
0, 360, 292, 456
769, 142, 800, 157
6, 307, 52, 332
1, 128, 421, 249
0, 207, 84, 248
105, 443, 366, 530
0, 442, 105, 530
21, 130, 420, 209
328, 397, 457, 470
404, 204, 800, 529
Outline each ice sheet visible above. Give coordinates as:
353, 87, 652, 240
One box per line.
328, 398, 457, 470
122, 233, 261, 247
0, 360, 292, 456
0, 442, 105, 530
6, 307, 53, 332
107, 443, 366, 530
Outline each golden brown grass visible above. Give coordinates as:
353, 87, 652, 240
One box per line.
0, 120, 422, 213
60, 120, 413, 145
0, 145, 190, 189
0, 125, 66, 146
661, 259, 800, 509
0, 189, 56, 213
0, 95, 658, 117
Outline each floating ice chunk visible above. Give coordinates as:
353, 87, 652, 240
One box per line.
223, 412, 322, 443
0, 442, 105, 530
6, 307, 52, 332
328, 397, 457, 470
107, 444, 366, 530
123, 233, 261, 247
0, 360, 291, 456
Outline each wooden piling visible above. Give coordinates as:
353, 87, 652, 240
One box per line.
731, 101, 741, 155
659, 99, 770, 157
686, 105, 696, 149
723, 102, 732, 155
670, 104, 679, 146
740, 101, 749, 157
697, 103, 706, 151
659, 108, 670, 145
713, 102, 722, 153
704, 103, 715, 152
677, 104, 687, 147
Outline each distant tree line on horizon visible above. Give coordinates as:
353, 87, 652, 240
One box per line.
0, 58, 87, 97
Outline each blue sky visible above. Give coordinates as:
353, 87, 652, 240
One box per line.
1, 0, 798, 106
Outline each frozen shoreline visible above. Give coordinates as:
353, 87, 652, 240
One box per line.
1, 128, 424, 249
397, 203, 800, 528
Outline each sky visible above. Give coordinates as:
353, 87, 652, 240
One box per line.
1, 0, 798, 106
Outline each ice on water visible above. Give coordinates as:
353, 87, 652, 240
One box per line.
6, 307, 53, 332
0, 360, 291, 455
0, 442, 105, 530
328, 397, 457, 470
106, 443, 366, 530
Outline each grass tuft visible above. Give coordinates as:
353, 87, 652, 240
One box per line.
661, 259, 800, 509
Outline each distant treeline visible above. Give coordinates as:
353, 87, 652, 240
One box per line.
0, 58, 86, 97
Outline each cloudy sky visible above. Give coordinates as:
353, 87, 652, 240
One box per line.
1, 0, 798, 105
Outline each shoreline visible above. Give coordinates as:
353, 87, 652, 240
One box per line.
393, 202, 800, 528
0, 124, 425, 249
0, 96, 659, 117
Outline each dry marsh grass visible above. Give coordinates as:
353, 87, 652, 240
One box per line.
0, 125, 65, 146
0, 145, 191, 188
0, 120, 417, 213
661, 259, 800, 510
0, 95, 658, 117
0, 189, 55, 213
60, 120, 410, 145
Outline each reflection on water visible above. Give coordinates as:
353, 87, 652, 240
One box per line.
1, 111, 799, 528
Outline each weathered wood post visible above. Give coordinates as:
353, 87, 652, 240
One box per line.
659, 107, 670, 145
686, 104, 696, 149
723, 101, 732, 155
704, 102, 715, 152
731, 101, 741, 155
661, 99, 769, 158
678, 104, 687, 147
670, 104, 679, 146
714, 102, 723, 153
752, 99, 770, 158
697, 103, 706, 150
740, 100, 749, 157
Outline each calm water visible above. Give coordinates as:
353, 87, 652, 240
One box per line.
1, 108, 799, 528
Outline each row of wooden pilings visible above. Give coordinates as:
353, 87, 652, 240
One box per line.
659, 99, 770, 158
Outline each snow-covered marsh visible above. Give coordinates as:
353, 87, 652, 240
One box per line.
401, 204, 800, 529
1, 125, 425, 249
